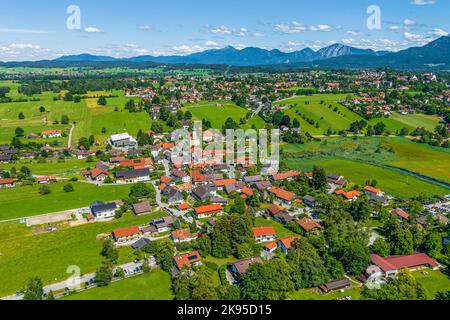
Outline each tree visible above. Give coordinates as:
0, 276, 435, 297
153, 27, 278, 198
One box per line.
78, 137, 90, 149
292, 118, 300, 128
156, 239, 175, 272
184, 111, 193, 121
287, 238, 330, 289
88, 135, 95, 146
142, 259, 151, 273
15, 127, 25, 137
384, 216, 414, 255
63, 183, 74, 193
100, 238, 119, 263
349, 196, 371, 221
191, 269, 218, 300
241, 258, 294, 300
18, 112, 25, 120
312, 166, 327, 191
23, 277, 44, 300
424, 232, 443, 258
114, 267, 126, 279
362, 269, 427, 300
374, 122, 387, 135
97, 96, 107, 106
39, 185, 51, 195
39, 106, 46, 113
94, 261, 113, 287
371, 238, 391, 257
46, 290, 55, 300
129, 182, 154, 199
61, 114, 69, 125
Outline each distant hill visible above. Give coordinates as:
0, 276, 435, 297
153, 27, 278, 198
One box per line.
55, 43, 388, 67
1, 36, 449, 71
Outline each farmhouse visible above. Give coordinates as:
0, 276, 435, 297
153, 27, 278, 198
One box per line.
270, 170, 300, 182
90, 201, 117, 220
370, 253, 439, 278
116, 168, 150, 184
41, 130, 62, 138
253, 226, 276, 243
173, 251, 202, 270
194, 204, 223, 219
112, 226, 141, 243
0, 178, 17, 188
36, 176, 57, 184
108, 133, 137, 149
83, 168, 109, 182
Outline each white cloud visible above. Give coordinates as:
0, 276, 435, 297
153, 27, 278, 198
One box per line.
403, 31, 424, 40
9, 43, 41, 50
137, 25, 152, 31
84, 27, 103, 33
274, 22, 307, 34
205, 40, 219, 46
206, 25, 260, 37
403, 19, 416, 26
209, 25, 232, 35
411, 0, 435, 5
170, 45, 206, 55
309, 24, 333, 32
0, 28, 48, 34
347, 30, 363, 36
428, 28, 449, 36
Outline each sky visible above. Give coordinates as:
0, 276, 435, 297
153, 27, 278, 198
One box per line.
0, 0, 449, 61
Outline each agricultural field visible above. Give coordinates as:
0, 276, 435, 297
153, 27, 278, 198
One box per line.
1, 158, 89, 177
278, 94, 442, 136
0, 182, 133, 220
63, 269, 173, 300
284, 158, 449, 198
182, 100, 248, 129
0, 211, 166, 296
282, 136, 450, 185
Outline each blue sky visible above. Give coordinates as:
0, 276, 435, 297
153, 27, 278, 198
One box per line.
0, 0, 449, 61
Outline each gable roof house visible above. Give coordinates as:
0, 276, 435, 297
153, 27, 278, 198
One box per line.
173, 251, 202, 271
132, 201, 152, 215
297, 217, 322, 234
253, 180, 272, 192
370, 253, 439, 278
229, 257, 263, 279
171, 229, 198, 243
163, 186, 184, 204
90, 201, 117, 220
270, 170, 300, 182
194, 204, 223, 219
392, 208, 410, 220
278, 236, 301, 254
151, 216, 175, 233
0, 178, 17, 188
269, 186, 297, 204
115, 168, 150, 184
253, 226, 276, 243
303, 195, 318, 208
109, 133, 137, 149
192, 185, 217, 201
112, 226, 141, 243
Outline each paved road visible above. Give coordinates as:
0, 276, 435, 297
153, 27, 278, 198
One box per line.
1, 258, 156, 300
162, 160, 171, 176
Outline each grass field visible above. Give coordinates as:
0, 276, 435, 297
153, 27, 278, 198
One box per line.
0, 182, 132, 220
278, 94, 441, 136
284, 158, 449, 198
63, 269, 173, 300
182, 100, 248, 129
2, 158, 90, 176
0, 211, 166, 296
283, 136, 450, 185
255, 217, 297, 238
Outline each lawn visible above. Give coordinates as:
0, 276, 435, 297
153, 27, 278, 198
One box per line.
0, 211, 166, 296
289, 286, 362, 300
413, 270, 450, 300
369, 112, 441, 133
2, 158, 90, 176
182, 100, 248, 129
63, 269, 173, 300
255, 217, 296, 238
284, 158, 449, 198
0, 182, 132, 220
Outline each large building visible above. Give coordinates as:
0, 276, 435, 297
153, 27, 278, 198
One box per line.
108, 133, 137, 149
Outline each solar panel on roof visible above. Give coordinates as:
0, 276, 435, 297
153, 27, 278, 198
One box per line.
188, 255, 198, 261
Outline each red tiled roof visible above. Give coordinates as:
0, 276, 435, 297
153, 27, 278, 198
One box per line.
214, 179, 237, 187
364, 186, 382, 194
160, 176, 172, 184
241, 186, 254, 197
264, 242, 277, 251
267, 204, 285, 215
177, 203, 190, 211
392, 209, 409, 219
112, 226, 140, 238
271, 170, 300, 181
269, 186, 297, 201
297, 217, 322, 232
371, 253, 439, 273
172, 229, 195, 240
278, 236, 301, 250
0, 178, 17, 185
194, 204, 223, 215
37, 176, 57, 182
174, 251, 201, 270
252, 226, 276, 237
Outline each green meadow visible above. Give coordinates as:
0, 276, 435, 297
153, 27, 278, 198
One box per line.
0, 182, 132, 220
255, 217, 297, 238
284, 157, 449, 198
0, 211, 166, 296
63, 269, 173, 300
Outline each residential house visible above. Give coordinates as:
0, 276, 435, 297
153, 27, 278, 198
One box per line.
131, 238, 151, 250
229, 257, 262, 279
194, 204, 223, 219
243, 175, 263, 184
171, 229, 198, 243
152, 216, 174, 233
392, 208, 410, 220
303, 195, 317, 208
171, 169, 191, 183
163, 186, 184, 204
269, 186, 297, 205
116, 168, 150, 184
90, 201, 117, 220
253, 226, 276, 243
270, 170, 300, 182
112, 226, 141, 243
132, 201, 152, 215
173, 251, 202, 271
83, 168, 109, 182
36, 176, 57, 184
41, 130, 62, 138
192, 185, 216, 201
319, 278, 352, 294
0, 178, 17, 188
297, 217, 322, 234
278, 236, 301, 254
335, 189, 361, 202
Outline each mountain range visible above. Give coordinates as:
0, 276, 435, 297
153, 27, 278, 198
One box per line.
2, 36, 450, 71
54, 43, 389, 66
